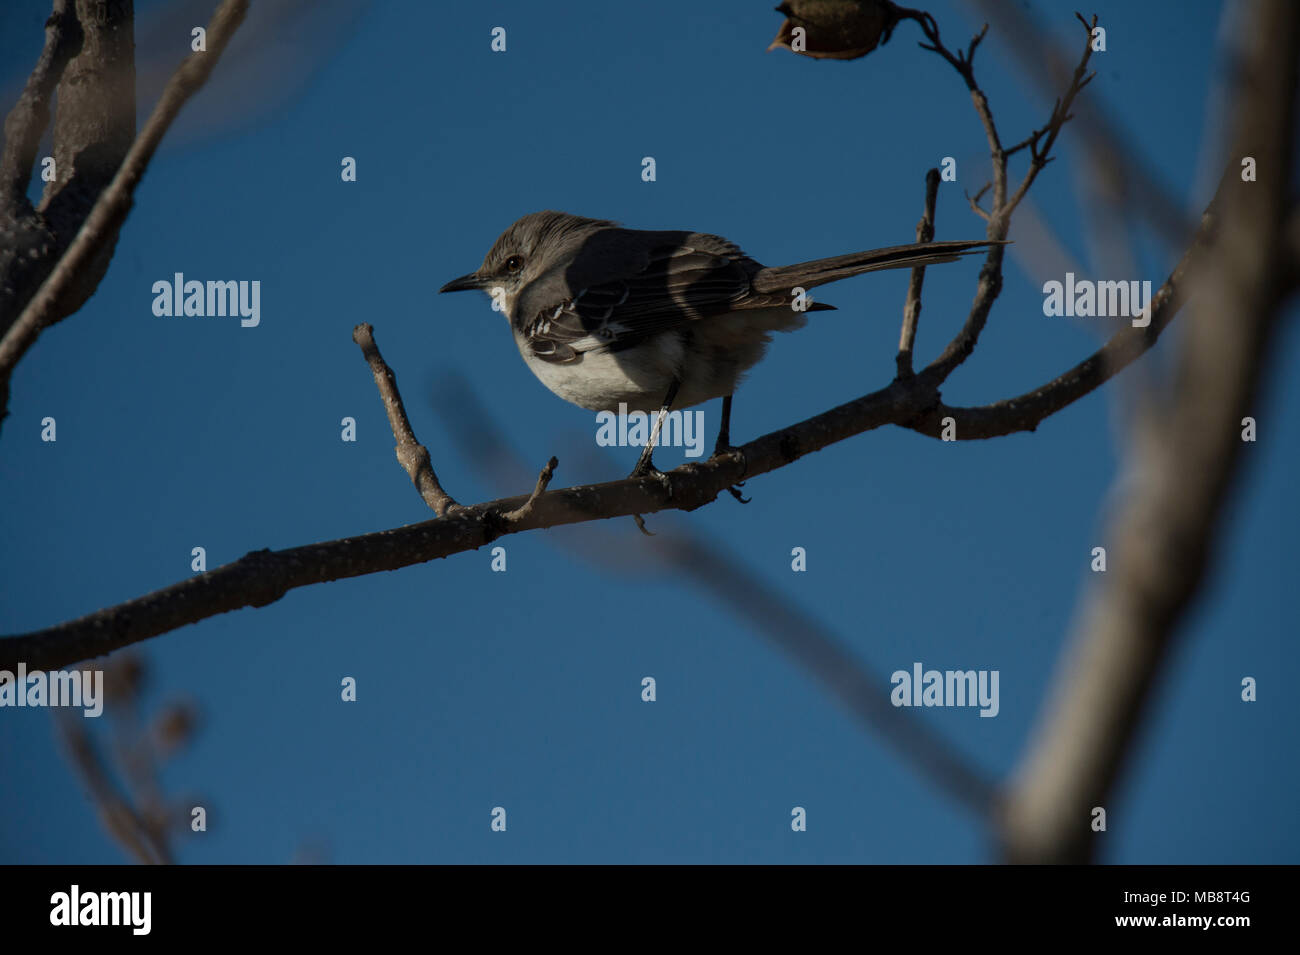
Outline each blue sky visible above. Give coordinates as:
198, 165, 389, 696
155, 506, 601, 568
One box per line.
1, 0, 1295, 863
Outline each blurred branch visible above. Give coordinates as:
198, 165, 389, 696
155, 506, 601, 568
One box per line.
1000, 0, 1299, 864
1286, 205, 1300, 287
649, 532, 997, 815
54, 653, 201, 864
56, 708, 170, 864
433, 373, 995, 817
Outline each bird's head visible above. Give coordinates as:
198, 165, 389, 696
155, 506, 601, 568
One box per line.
438, 210, 618, 314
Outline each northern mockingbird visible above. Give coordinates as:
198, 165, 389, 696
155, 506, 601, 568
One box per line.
440, 210, 996, 484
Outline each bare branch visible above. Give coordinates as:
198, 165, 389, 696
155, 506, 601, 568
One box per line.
963, 182, 992, 221
0, 0, 251, 429
0, 0, 134, 408
915, 14, 1097, 389
970, 0, 1197, 249
0, 8, 1213, 719
353, 323, 462, 517
896, 167, 940, 378
55, 653, 201, 864
1286, 203, 1300, 289
431, 384, 995, 817
501, 457, 559, 523
0, 202, 1208, 675
1003, 15, 1098, 217
651, 534, 997, 816
914, 16, 1007, 213
0, 0, 83, 213
905, 185, 1220, 440
56, 706, 170, 864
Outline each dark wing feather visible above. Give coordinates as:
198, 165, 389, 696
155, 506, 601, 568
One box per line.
516, 238, 760, 364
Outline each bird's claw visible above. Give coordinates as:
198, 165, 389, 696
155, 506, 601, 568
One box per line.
726, 482, 751, 504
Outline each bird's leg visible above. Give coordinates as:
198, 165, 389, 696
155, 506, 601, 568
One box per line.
629, 381, 680, 534
629, 379, 680, 489
712, 394, 750, 504
714, 394, 734, 456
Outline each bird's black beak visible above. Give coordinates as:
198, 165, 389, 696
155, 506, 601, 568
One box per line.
439, 272, 482, 293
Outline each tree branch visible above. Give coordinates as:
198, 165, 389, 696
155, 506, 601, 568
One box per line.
352, 322, 463, 517
895, 167, 939, 378
1002, 14, 1097, 217
0, 8, 1210, 748
904, 188, 1220, 440
0, 196, 1212, 672
914, 12, 1097, 389
0, 0, 250, 430
55, 705, 172, 865
429, 371, 995, 815
999, 0, 1298, 863
0, 0, 83, 213
501, 457, 559, 523
652, 533, 998, 816
970, 0, 1197, 249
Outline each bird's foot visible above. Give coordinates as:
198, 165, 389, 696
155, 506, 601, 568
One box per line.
710, 442, 751, 503
628, 457, 672, 534
629, 457, 673, 497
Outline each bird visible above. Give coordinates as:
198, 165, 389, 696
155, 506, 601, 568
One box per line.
439, 210, 996, 486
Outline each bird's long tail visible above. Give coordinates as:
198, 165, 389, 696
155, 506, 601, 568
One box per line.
751, 239, 1005, 294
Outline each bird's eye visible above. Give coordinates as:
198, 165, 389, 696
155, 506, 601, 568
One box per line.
505, 255, 524, 273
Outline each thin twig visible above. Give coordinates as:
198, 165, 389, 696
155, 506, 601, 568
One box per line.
55, 705, 172, 865
501, 457, 559, 523
914, 16, 1007, 215
969, 0, 1194, 248
353, 323, 462, 516
915, 14, 1098, 388
653, 534, 997, 816
964, 182, 992, 221
1003, 15, 1098, 217
896, 168, 940, 378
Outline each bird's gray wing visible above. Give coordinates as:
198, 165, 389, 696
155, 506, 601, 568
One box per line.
514, 231, 783, 364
